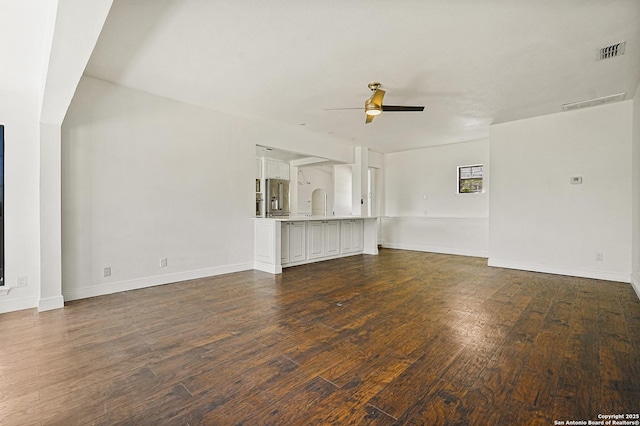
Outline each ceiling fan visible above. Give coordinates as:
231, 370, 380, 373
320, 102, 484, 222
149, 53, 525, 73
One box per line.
329, 82, 425, 124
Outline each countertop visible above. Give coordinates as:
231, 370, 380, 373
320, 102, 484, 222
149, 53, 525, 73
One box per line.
254, 215, 378, 221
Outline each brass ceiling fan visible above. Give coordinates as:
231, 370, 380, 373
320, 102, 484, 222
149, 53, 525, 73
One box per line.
330, 82, 425, 124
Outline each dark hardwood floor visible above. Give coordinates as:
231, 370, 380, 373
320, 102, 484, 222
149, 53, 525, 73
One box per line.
1, 249, 640, 425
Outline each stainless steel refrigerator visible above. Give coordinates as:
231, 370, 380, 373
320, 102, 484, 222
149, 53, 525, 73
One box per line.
265, 178, 290, 217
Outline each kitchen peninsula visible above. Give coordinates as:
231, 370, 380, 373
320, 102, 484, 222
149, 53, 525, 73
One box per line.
254, 216, 379, 274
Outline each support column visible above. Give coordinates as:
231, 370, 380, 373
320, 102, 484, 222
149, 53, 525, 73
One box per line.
39, 123, 63, 311
290, 165, 298, 216
352, 146, 369, 216
36, 0, 114, 311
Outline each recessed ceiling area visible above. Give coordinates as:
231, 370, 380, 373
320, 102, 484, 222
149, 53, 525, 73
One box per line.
84, 0, 640, 154
255, 145, 309, 163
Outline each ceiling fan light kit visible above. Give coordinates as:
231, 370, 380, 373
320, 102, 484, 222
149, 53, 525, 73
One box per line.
365, 99, 382, 116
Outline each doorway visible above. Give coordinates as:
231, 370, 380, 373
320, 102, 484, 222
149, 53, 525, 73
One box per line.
311, 188, 327, 216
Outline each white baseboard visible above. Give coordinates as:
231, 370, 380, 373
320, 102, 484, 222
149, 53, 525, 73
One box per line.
0, 296, 38, 314
631, 272, 640, 300
254, 261, 282, 274
63, 262, 254, 301
488, 258, 631, 283
382, 243, 488, 259
39, 295, 65, 312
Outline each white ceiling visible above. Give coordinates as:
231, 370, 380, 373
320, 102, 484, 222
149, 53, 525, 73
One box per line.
84, 0, 640, 154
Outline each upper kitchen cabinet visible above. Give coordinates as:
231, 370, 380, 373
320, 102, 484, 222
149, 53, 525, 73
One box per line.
265, 159, 290, 180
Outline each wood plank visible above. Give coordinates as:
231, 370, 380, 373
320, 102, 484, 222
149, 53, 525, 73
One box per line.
366, 335, 466, 419
395, 379, 467, 425
293, 352, 413, 425
552, 281, 602, 420
461, 339, 533, 425
0, 250, 638, 424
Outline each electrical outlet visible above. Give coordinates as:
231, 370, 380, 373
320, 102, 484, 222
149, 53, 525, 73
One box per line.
595, 253, 603, 262
104, 267, 111, 277
160, 258, 168, 268
16, 275, 27, 288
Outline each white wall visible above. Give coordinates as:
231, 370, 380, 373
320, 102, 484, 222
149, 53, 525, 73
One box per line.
489, 101, 633, 282
61, 77, 257, 300
381, 139, 490, 257
380, 217, 489, 258
0, 0, 56, 313
254, 123, 354, 166
330, 149, 382, 218
632, 84, 640, 296
0, 94, 43, 313
296, 166, 334, 215
333, 165, 352, 216
384, 140, 489, 218
61, 76, 356, 301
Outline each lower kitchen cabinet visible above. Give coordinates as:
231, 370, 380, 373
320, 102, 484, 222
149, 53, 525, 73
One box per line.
308, 220, 340, 259
341, 219, 364, 254
281, 221, 306, 265
257, 217, 372, 273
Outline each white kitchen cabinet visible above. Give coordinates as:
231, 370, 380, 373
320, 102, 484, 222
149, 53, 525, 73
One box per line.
341, 219, 364, 254
256, 158, 262, 179
281, 221, 306, 265
254, 217, 379, 274
278, 161, 290, 180
308, 220, 340, 259
307, 221, 324, 259
265, 159, 290, 180
325, 221, 340, 256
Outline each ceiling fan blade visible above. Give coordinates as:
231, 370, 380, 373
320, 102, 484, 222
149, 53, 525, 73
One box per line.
365, 114, 375, 124
370, 89, 385, 106
381, 105, 425, 112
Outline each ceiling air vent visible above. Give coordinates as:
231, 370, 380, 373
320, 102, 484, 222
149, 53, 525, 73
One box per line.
562, 93, 626, 112
597, 41, 625, 60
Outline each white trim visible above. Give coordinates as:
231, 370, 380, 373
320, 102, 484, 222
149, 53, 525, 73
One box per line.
380, 216, 488, 223
0, 296, 38, 314
379, 216, 488, 258
63, 262, 254, 301
382, 243, 488, 259
631, 272, 640, 300
0, 287, 10, 296
488, 258, 631, 283
39, 295, 64, 312
254, 261, 282, 274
